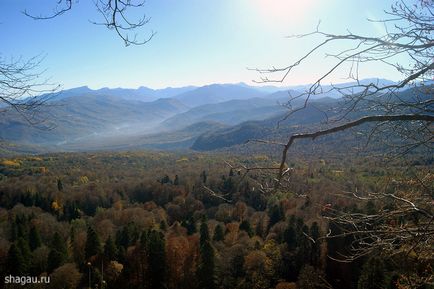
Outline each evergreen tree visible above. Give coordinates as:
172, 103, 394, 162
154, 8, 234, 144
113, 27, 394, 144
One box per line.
198, 221, 216, 289
221, 177, 235, 195
181, 216, 197, 235
229, 168, 234, 177
213, 224, 224, 242
159, 219, 168, 231
11, 215, 27, 242
47, 248, 65, 273
85, 226, 101, 259
51, 232, 67, 257
309, 222, 321, 266
255, 218, 264, 238
47, 232, 67, 273
200, 170, 207, 183
230, 252, 245, 279
57, 178, 63, 192
17, 237, 31, 268
284, 224, 297, 251
239, 220, 254, 237
104, 235, 118, 262
200, 220, 210, 248
268, 203, 284, 229
173, 174, 179, 185
160, 175, 171, 184
28, 226, 42, 251
147, 230, 166, 289
6, 243, 26, 275
357, 257, 387, 289
63, 201, 81, 221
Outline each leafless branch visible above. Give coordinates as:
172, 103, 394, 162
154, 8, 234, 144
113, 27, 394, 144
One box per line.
23, 0, 155, 46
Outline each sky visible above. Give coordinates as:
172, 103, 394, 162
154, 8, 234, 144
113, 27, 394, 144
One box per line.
0, 0, 403, 89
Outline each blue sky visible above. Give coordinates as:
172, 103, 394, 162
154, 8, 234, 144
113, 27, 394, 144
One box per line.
0, 0, 402, 89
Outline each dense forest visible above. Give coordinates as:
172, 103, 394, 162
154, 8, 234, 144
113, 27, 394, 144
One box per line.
0, 151, 431, 289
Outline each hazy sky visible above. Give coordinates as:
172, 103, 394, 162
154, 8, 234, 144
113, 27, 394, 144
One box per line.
1, 0, 403, 89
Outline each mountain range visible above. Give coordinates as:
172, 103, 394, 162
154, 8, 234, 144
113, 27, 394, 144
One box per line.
0, 79, 412, 154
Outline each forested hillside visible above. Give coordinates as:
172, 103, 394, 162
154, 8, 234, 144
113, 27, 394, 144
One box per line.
0, 151, 431, 289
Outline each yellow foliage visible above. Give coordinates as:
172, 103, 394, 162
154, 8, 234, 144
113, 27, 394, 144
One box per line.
176, 157, 189, 163
254, 155, 269, 161
79, 176, 89, 184
1, 160, 21, 167
51, 201, 61, 211
27, 157, 42, 161
114, 201, 123, 210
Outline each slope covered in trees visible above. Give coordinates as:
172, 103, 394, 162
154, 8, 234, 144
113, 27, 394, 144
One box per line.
0, 150, 431, 289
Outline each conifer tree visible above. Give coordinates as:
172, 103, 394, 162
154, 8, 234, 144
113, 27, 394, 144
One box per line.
85, 226, 101, 260
239, 220, 254, 237
357, 257, 387, 289
29, 226, 42, 251
198, 221, 216, 289
17, 237, 31, 269
6, 243, 26, 275
181, 216, 197, 235
47, 232, 68, 273
52, 232, 67, 257
309, 222, 321, 266
173, 174, 179, 185
255, 218, 264, 238
159, 219, 168, 231
147, 230, 166, 289
57, 178, 63, 192
283, 224, 297, 251
200, 170, 207, 183
213, 224, 224, 242
11, 215, 27, 242
104, 235, 118, 262
200, 220, 210, 248
268, 203, 284, 229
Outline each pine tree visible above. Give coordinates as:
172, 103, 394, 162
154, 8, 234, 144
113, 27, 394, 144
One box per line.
51, 232, 67, 257
309, 222, 321, 266
255, 218, 264, 238
47, 248, 65, 273
6, 243, 26, 275
173, 174, 179, 185
28, 226, 42, 251
104, 235, 118, 262
200, 170, 207, 183
17, 237, 31, 271
284, 224, 297, 251
200, 220, 210, 248
57, 178, 63, 192
181, 216, 196, 235
47, 232, 68, 273
357, 257, 387, 289
213, 224, 224, 242
159, 219, 168, 231
268, 203, 284, 229
11, 215, 27, 242
197, 221, 216, 289
239, 220, 254, 237
161, 175, 171, 184
147, 230, 166, 289
229, 168, 234, 177
85, 226, 101, 259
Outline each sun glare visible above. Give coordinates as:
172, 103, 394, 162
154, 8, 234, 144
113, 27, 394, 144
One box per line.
252, 0, 316, 24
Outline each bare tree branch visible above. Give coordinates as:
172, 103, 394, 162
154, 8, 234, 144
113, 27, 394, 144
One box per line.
23, 0, 155, 46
